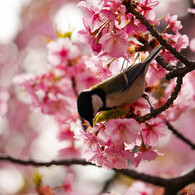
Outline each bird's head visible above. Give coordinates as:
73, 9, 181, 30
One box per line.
77, 89, 105, 127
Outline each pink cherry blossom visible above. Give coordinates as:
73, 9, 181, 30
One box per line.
6, 0, 195, 192
101, 141, 133, 169
165, 14, 182, 33
85, 56, 112, 80
175, 34, 189, 51
78, 1, 102, 30
123, 181, 154, 195
99, 31, 129, 59
105, 119, 141, 145
163, 33, 189, 52
41, 98, 69, 115
189, 38, 195, 52
125, 16, 147, 35
139, 0, 159, 22
79, 131, 104, 166
21, 79, 40, 105
164, 71, 195, 121
47, 38, 80, 66
142, 118, 168, 146
188, 8, 195, 14
58, 125, 75, 141
132, 148, 158, 168
130, 97, 151, 116
146, 61, 167, 86
58, 146, 80, 158
77, 20, 102, 55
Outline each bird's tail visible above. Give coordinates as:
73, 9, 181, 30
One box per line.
145, 44, 163, 63
143, 44, 163, 74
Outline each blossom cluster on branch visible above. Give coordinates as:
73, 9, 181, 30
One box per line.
13, 0, 195, 171
1, 0, 194, 194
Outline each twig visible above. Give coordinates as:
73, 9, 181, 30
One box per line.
128, 76, 183, 122
165, 120, 195, 150
155, 55, 176, 71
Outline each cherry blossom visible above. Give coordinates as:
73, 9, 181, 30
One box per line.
78, 1, 102, 30
138, 0, 159, 23
142, 118, 168, 146
132, 148, 158, 168
47, 38, 80, 66
189, 38, 195, 52
99, 31, 129, 59
2, 1, 194, 193
165, 14, 182, 33
100, 141, 133, 169
123, 181, 154, 195
105, 119, 140, 145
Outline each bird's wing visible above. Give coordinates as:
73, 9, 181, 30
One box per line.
90, 72, 128, 95
122, 62, 146, 92
90, 62, 148, 95
91, 45, 162, 95
122, 44, 163, 92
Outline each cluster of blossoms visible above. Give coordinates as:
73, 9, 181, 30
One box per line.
15, 34, 114, 159
77, 0, 191, 169
17, 0, 194, 170
79, 117, 167, 169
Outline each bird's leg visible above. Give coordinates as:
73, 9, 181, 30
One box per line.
142, 93, 156, 115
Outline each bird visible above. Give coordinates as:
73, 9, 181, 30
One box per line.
77, 44, 162, 127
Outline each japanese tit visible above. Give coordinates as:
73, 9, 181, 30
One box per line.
77, 45, 162, 127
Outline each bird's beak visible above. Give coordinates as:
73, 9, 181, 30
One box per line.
89, 120, 93, 127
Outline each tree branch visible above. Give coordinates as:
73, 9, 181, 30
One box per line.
0, 154, 194, 194
119, 1, 195, 125
156, 55, 176, 72
0, 155, 92, 167
166, 62, 195, 80
128, 76, 183, 123
165, 120, 195, 150
114, 168, 195, 194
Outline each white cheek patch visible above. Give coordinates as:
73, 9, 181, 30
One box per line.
91, 94, 103, 116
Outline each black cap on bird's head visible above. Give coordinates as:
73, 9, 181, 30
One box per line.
77, 88, 106, 127
77, 91, 94, 127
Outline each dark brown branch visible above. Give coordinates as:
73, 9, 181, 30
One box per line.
166, 62, 195, 80
0, 154, 194, 194
115, 168, 195, 195
0, 155, 92, 167
165, 120, 195, 150
123, 1, 192, 66
156, 55, 176, 71
128, 76, 183, 123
